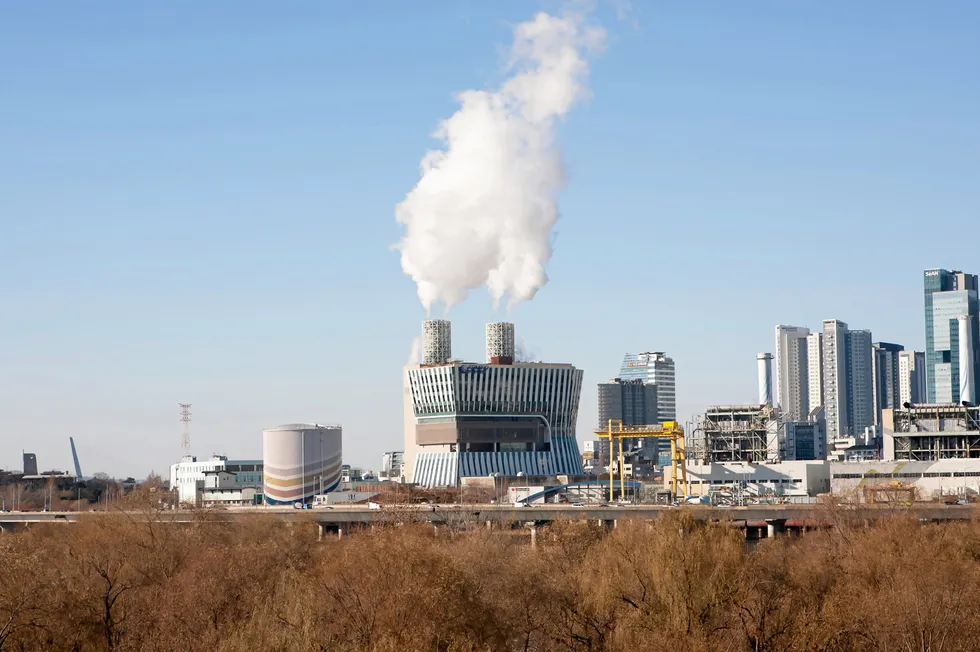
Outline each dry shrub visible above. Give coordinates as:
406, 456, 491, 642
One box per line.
5, 512, 980, 651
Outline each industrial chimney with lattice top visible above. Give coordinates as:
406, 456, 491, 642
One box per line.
486, 322, 515, 365
421, 319, 452, 366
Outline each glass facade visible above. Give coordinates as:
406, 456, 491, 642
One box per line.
597, 379, 658, 464
924, 269, 979, 403
618, 352, 676, 422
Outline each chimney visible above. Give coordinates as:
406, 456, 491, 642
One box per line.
421, 319, 452, 366
757, 353, 773, 406
486, 322, 515, 365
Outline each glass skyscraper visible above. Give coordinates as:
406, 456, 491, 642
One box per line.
618, 352, 676, 422
596, 379, 658, 466
924, 269, 979, 403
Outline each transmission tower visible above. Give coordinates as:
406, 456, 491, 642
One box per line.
178, 403, 192, 451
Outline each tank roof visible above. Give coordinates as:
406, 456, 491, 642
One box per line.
264, 423, 342, 431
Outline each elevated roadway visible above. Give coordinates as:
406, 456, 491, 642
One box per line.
0, 502, 975, 529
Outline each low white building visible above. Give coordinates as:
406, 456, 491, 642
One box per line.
169, 455, 264, 506
665, 461, 830, 499
831, 459, 980, 501
199, 471, 258, 507
509, 486, 547, 504
379, 451, 405, 482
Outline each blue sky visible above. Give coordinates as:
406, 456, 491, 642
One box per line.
2, 1, 977, 477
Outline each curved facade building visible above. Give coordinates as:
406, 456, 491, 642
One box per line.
405, 361, 584, 486
262, 424, 342, 504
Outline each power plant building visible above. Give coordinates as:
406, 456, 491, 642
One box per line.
262, 424, 342, 504
404, 321, 584, 486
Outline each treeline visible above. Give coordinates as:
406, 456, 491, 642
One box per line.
2, 508, 980, 651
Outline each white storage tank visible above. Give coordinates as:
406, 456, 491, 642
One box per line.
262, 424, 342, 504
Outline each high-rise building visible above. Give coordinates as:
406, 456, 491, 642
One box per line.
898, 350, 926, 406
775, 326, 810, 420
848, 330, 874, 435
821, 320, 874, 440
618, 352, 675, 422
22, 452, 38, 476
596, 379, 658, 466
806, 333, 823, 410
822, 320, 850, 441
872, 342, 904, 426
924, 269, 980, 403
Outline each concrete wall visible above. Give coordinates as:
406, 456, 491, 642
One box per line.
666, 461, 830, 498
831, 459, 980, 500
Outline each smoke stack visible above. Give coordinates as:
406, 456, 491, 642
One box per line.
421, 319, 452, 366
958, 316, 975, 404
757, 353, 773, 406
486, 322, 515, 364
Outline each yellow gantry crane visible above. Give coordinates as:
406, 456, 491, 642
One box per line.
593, 420, 690, 502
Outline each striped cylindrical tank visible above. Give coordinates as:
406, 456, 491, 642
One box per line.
262, 424, 342, 504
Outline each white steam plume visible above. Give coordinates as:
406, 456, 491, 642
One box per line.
406, 336, 422, 366
395, 11, 605, 312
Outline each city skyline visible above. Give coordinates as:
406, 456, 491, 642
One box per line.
3, 2, 978, 476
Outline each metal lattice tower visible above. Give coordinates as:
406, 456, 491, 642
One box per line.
178, 403, 192, 451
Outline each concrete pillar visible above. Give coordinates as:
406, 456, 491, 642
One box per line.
317, 523, 324, 542
767, 522, 776, 538
337, 527, 344, 540
529, 525, 537, 549
486, 520, 492, 530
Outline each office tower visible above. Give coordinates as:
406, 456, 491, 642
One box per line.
807, 333, 823, 410
924, 269, 980, 403
898, 350, 926, 406
22, 452, 38, 476
822, 320, 875, 440
756, 353, 773, 405
822, 320, 849, 441
872, 342, 904, 426
597, 379, 658, 465
775, 326, 810, 420
619, 352, 676, 422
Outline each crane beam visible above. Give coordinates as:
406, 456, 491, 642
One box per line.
594, 419, 689, 501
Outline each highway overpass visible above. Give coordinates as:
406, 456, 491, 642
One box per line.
0, 502, 975, 531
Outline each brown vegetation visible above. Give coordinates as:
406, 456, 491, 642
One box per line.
2, 510, 980, 651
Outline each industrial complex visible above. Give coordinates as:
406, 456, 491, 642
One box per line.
4, 269, 980, 512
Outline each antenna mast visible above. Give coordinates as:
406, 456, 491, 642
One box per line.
178, 403, 192, 451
